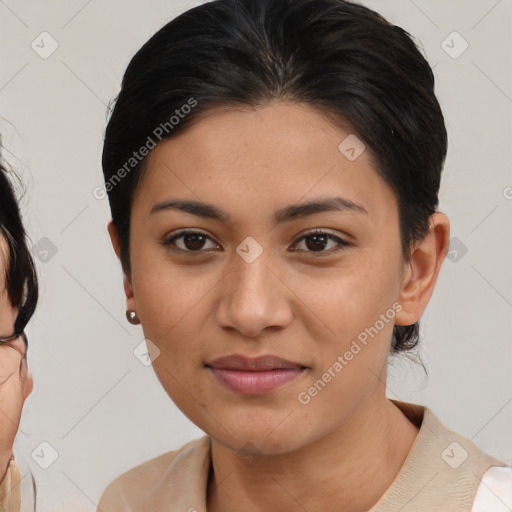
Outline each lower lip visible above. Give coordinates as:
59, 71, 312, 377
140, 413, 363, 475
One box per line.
208, 367, 305, 395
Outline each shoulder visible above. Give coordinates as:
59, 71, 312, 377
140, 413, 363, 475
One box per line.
471, 465, 512, 512
97, 436, 209, 512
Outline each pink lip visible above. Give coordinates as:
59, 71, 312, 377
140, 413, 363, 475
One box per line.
206, 354, 307, 395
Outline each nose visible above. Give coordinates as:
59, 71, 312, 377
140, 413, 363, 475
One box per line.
214, 246, 293, 339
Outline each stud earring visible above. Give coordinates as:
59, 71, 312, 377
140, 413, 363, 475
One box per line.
126, 310, 140, 325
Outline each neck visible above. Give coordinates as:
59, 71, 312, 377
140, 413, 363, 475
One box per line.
207, 393, 420, 512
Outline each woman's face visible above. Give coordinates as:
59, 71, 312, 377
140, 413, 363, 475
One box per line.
119, 102, 412, 454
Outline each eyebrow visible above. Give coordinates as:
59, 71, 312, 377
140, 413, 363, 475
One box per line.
150, 196, 368, 225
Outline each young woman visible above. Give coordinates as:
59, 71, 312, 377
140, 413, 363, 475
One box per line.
97, 0, 512, 510
0, 146, 38, 512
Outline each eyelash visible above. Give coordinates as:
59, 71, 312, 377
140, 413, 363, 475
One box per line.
162, 228, 350, 257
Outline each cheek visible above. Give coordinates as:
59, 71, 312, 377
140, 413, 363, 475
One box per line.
314, 252, 402, 336
133, 262, 218, 340
148, 326, 212, 433
130, 251, 219, 377
0, 373, 24, 446
300, 248, 402, 393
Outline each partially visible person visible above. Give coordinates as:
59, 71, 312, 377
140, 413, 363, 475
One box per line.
0, 139, 38, 512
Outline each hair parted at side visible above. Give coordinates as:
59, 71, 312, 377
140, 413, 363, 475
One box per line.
102, 0, 447, 356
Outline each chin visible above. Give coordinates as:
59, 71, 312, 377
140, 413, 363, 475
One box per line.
214, 432, 304, 457
205, 411, 310, 455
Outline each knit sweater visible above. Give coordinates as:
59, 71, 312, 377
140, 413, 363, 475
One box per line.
97, 399, 512, 512
0, 456, 20, 512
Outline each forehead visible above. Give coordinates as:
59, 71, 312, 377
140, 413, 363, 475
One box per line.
132, 102, 397, 222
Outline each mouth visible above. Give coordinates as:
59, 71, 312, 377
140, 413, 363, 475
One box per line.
205, 354, 308, 395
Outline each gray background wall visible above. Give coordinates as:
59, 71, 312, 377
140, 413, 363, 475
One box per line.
1, 1, 511, 510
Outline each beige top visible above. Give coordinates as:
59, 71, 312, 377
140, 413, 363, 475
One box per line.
0, 456, 21, 512
97, 399, 508, 512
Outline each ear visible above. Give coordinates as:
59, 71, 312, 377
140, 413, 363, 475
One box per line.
394, 212, 450, 326
107, 221, 137, 314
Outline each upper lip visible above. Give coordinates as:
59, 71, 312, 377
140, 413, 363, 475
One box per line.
206, 354, 306, 371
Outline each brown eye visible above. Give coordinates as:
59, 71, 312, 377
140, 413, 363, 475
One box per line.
290, 230, 350, 255
162, 230, 220, 253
